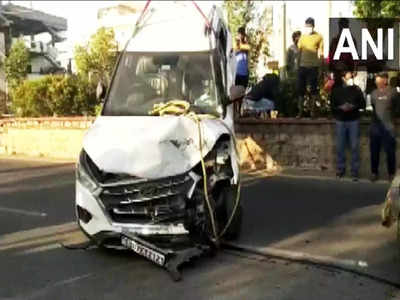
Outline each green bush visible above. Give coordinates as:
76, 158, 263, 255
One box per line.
12, 77, 52, 117
11, 75, 98, 117
277, 76, 298, 118
277, 74, 331, 118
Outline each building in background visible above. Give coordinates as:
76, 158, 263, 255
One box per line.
97, 3, 142, 51
255, 1, 354, 77
0, 3, 67, 78
0, 2, 67, 112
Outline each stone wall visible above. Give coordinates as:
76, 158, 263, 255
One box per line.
1, 117, 399, 179
236, 118, 400, 179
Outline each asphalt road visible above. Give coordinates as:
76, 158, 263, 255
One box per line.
0, 157, 399, 300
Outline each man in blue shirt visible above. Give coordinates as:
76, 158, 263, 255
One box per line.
235, 27, 250, 88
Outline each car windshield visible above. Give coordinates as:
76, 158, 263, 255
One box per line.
103, 52, 221, 116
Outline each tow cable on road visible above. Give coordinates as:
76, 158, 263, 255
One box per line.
222, 242, 400, 290
60, 239, 400, 288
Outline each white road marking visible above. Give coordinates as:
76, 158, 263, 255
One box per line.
0, 206, 47, 217
0, 222, 87, 253
17, 243, 61, 255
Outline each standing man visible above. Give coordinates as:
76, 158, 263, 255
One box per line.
235, 26, 250, 88
297, 17, 324, 118
331, 71, 366, 181
370, 72, 400, 182
286, 31, 301, 76
234, 26, 250, 117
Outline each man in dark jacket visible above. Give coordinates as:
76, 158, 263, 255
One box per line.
246, 73, 280, 102
331, 71, 366, 181
370, 72, 400, 182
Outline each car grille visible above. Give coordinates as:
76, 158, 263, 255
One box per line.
99, 174, 193, 224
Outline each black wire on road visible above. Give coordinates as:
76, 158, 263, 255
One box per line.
222, 242, 400, 290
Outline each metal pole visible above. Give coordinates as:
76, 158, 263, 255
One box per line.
282, 1, 286, 66
328, 0, 332, 18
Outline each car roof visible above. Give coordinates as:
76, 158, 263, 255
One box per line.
125, 3, 219, 53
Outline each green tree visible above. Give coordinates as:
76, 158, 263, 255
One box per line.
74, 27, 118, 84
224, 0, 271, 84
353, 0, 398, 45
4, 39, 29, 89
353, 0, 400, 18
74, 45, 91, 76
224, 0, 255, 40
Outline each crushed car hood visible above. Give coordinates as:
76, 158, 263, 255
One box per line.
83, 116, 236, 179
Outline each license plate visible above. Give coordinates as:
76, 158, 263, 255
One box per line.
121, 236, 165, 266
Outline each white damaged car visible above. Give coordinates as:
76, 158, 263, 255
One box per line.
75, 4, 242, 272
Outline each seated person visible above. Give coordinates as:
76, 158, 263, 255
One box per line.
242, 74, 280, 116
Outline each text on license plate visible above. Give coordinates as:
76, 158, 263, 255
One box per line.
121, 236, 165, 266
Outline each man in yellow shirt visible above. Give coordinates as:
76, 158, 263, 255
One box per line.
297, 17, 324, 118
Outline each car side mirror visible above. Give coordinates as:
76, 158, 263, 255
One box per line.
96, 81, 107, 102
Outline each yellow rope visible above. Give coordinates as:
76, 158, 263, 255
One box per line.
149, 100, 191, 116
149, 100, 241, 245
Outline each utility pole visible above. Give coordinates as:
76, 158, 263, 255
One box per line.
281, 1, 287, 78
328, 0, 332, 18
282, 1, 286, 64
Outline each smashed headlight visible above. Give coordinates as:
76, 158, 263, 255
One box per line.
76, 150, 99, 193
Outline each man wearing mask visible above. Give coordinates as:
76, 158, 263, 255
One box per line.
297, 17, 324, 118
331, 71, 366, 181
370, 72, 400, 182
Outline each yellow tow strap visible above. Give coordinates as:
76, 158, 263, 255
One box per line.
149, 100, 241, 245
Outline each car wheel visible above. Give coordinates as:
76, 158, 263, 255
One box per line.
219, 185, 242, 241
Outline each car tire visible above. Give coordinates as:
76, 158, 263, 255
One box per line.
219, 185, 242, 241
